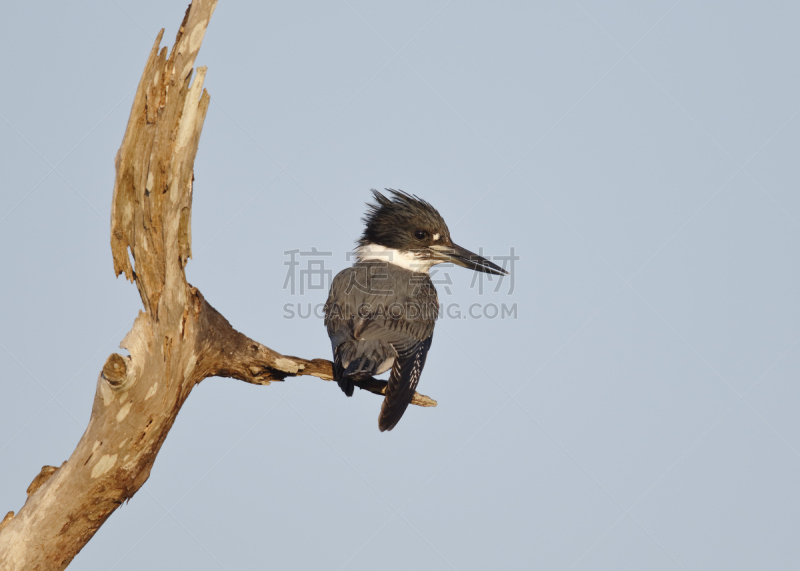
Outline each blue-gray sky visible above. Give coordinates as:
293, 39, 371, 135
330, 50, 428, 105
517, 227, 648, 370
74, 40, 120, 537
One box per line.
2, 1, 799, 569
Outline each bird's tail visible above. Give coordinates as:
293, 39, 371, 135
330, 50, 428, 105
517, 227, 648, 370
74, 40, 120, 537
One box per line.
378, 337, 432, 432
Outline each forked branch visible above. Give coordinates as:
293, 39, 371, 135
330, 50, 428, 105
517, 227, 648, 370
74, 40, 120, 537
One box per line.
0, 3, 434, 570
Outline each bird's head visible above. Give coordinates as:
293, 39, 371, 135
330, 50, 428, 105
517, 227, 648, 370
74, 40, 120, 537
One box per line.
356, 189, 507, 275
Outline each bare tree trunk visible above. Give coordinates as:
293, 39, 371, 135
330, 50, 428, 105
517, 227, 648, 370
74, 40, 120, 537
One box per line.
0, 3, 434, 569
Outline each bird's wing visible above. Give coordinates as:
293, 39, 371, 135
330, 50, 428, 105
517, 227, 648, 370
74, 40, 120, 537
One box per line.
324, 267, 400, 394
378, 335, 433, 432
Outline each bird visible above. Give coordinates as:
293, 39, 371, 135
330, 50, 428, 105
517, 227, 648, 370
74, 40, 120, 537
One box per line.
323, 189, 508, 431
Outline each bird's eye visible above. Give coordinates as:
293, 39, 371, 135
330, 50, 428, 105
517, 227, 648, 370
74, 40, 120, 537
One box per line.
414, 229, 429, 240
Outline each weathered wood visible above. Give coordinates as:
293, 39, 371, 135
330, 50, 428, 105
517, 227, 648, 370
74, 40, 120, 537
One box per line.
0, 513, 12, 535
0, 2, 434, 569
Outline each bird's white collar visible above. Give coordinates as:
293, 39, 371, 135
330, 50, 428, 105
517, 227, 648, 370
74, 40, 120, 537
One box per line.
355, 244, 438, 274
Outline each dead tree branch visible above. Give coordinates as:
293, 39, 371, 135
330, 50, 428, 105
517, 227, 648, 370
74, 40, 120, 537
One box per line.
0, 3, 434, 569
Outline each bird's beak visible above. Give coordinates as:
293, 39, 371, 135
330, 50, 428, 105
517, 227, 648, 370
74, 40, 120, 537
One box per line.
429, 243, 508, 275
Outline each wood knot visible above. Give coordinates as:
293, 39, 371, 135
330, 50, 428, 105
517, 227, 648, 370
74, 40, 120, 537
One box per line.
102, 353, 128, 388
27, 465, 59, 497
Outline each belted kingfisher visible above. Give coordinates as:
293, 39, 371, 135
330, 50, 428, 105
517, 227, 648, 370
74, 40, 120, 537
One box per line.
324, 189, 507, 431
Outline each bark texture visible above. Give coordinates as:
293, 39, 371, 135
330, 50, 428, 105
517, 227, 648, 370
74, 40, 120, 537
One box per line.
0, 3, 434, 570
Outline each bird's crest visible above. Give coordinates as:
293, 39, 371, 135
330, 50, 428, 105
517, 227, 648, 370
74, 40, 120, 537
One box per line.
358, 189, 451, 251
